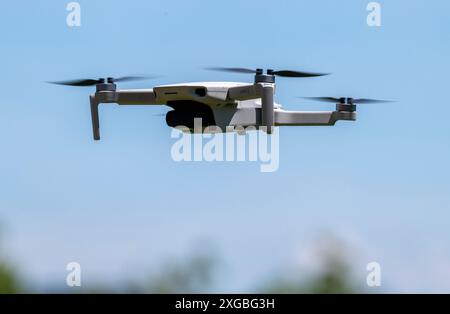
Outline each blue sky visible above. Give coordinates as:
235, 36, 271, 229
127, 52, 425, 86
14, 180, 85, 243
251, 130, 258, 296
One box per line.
0, 0, 450, 292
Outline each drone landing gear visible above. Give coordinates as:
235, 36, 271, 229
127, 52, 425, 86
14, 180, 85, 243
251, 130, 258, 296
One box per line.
89, 95, 101, 140
89, 80, 117, 140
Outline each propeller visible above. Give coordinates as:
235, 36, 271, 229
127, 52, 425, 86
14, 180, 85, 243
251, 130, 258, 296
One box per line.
49, 76, 157, 87
206, 67, 329, 78
301, 97, 393, 104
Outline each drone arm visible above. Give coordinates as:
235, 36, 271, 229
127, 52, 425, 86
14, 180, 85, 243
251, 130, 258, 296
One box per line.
274, 110, 356, 126
92, 89, 160, 105
116, 89, 159, 105
227, 84, 262, 101
89, 89, 163, 140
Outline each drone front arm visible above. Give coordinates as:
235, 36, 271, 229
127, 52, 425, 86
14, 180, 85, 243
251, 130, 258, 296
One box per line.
227, 84, 262, 101
116, 89, 160, 105
89, 89, 164, 140
274, 109, 356, 126
92, 89, 160, 105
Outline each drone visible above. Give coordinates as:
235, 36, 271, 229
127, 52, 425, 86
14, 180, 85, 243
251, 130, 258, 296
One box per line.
50, 67, 390, 140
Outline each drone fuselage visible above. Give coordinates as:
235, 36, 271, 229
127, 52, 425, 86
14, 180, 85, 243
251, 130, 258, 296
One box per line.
89, 81, 356, 139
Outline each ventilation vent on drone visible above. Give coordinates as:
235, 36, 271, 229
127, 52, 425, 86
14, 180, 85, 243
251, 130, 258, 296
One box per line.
194, 88, 207, 97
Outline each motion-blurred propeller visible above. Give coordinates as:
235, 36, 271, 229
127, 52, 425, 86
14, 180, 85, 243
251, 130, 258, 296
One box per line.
300, 97, 393, 104
206, 67, 329, 78
49, 76, 157, 87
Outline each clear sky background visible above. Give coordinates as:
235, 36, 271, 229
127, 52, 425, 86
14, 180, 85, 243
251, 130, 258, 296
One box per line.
0, 0, 449, 292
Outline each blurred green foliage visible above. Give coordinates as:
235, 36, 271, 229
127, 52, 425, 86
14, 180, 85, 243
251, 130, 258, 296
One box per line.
0, 222, 362, 294
261, 235, 362, 293
0, 262, 22, 293
0, 226, 22, 293
260, 251, 360, 293
144, 251, 218, 293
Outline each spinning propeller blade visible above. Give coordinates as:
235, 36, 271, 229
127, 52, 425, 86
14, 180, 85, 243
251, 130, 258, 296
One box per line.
205, 67, 329, 77
301, 97, 342, 103
349, 98, 393, 104
49, 79, 102, 86
49, 76, 157, 87
300, 97, 394, 104
271, 70, 329, 77
205, 67, 257, 74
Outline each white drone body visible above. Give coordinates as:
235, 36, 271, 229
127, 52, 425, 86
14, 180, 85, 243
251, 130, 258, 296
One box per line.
52, 68, 389, 140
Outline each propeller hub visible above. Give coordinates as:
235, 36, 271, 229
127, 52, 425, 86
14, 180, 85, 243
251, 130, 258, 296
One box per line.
254, 74, 275, 84
254, 69, 275, 84
336, 103, 356, 112
96, 82, 116, 92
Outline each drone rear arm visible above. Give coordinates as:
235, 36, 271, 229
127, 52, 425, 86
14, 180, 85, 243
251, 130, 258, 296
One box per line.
274, 109, 356, 126
226, 83, 355, 131
228, 108, 356, 130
